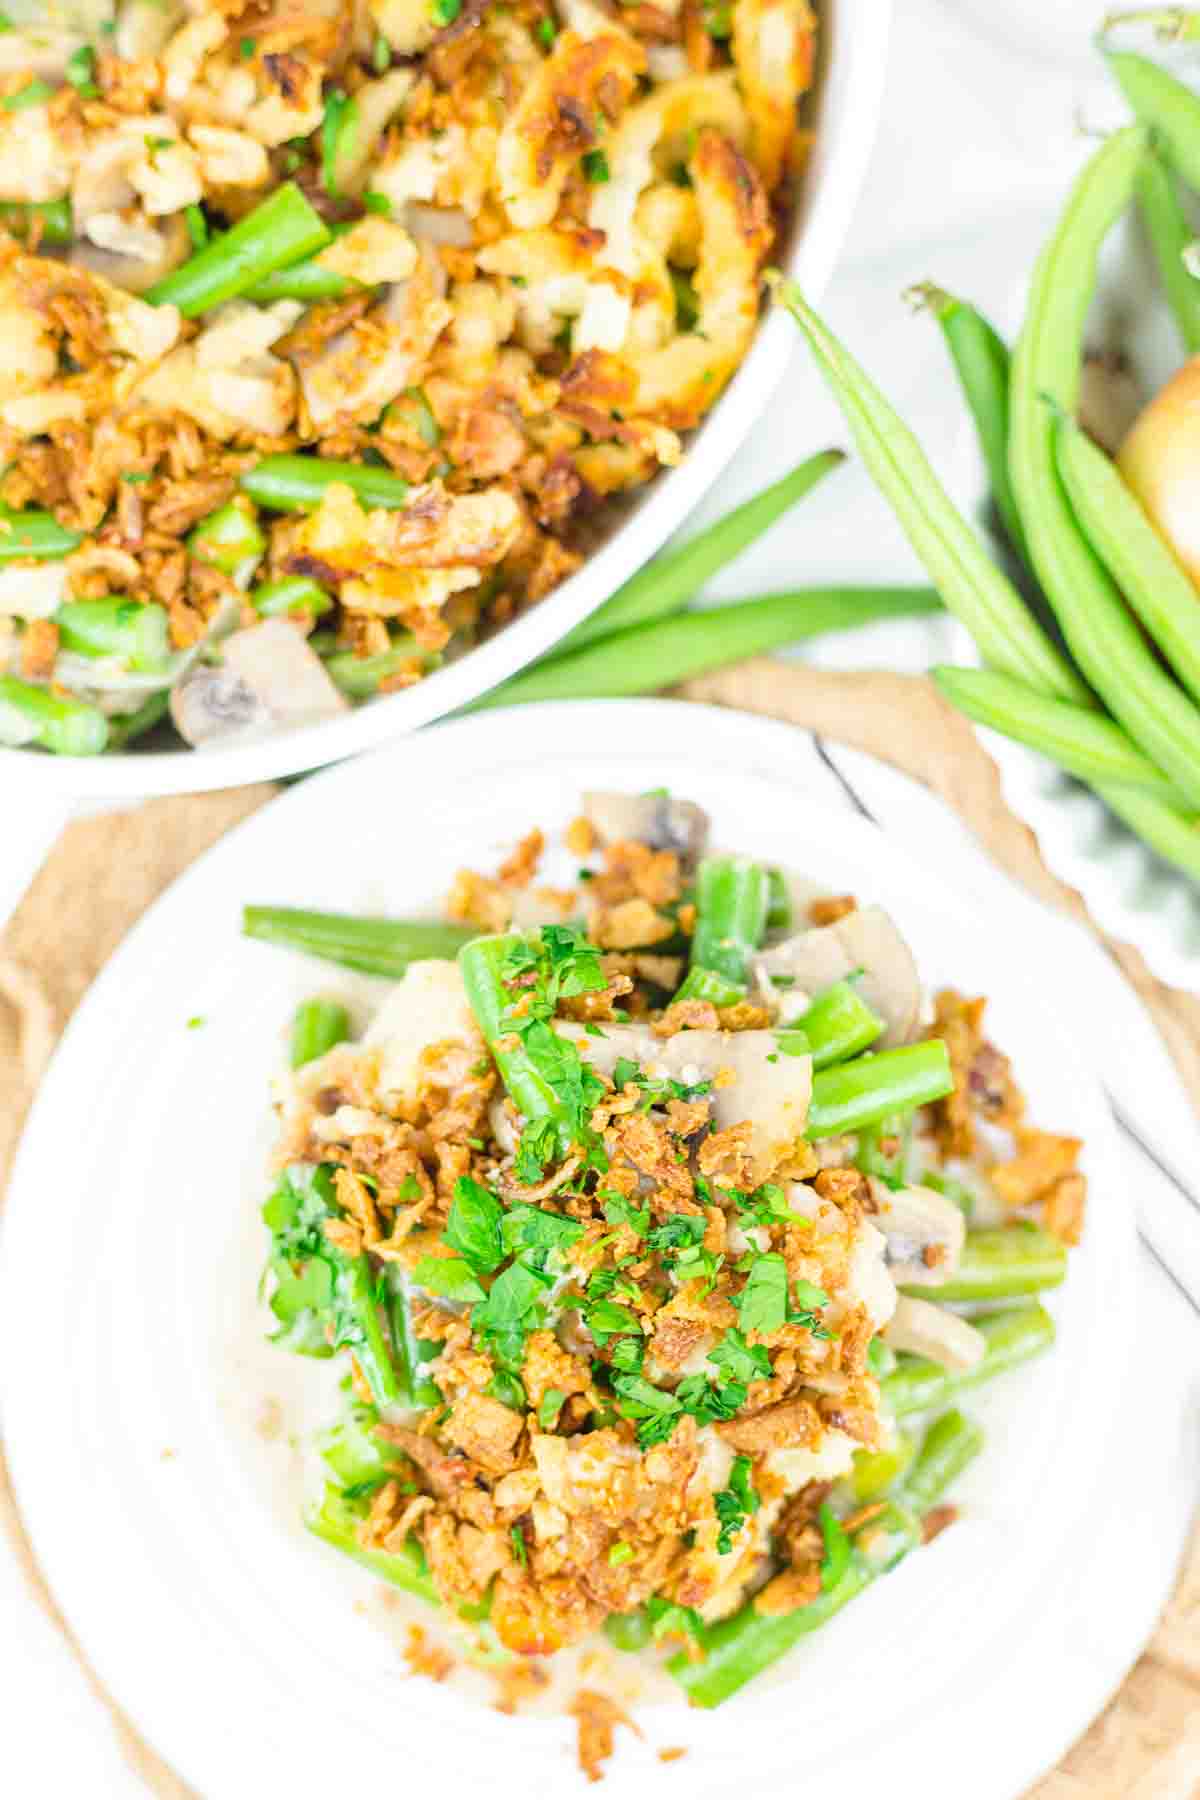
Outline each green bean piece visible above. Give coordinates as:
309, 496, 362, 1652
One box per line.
901, 1409, 985, 1514
846, 1433, 916, 1504
806, 1040, 953, 1139
471, 587, 943, 710
322, 639, 432, 700
881, 1302, 1055, 1418
240, 453, 410, 514
243, 255, 354, 304
251, 575, 334, 620
671, 965, 747, 1009
908, 282, 1029, 560
675, 855, 770, 1003
667, 1503, 919, 1708
318, 1399, 400, 1488
289, 997, 350, 1068
145, 182, 330, 317
908, 1224, 1067, 1303
772, 279, 1089, 704
383, 1267, 443, 1411
1134, 148, 1200, 354
55, 598, 171, 672
0, 197, 73, 244
105, 690, 170, 749
0, 674, 109, 755
1054, 413, 1200, 708
188, 500, 266, 581
243, 905, 474, 976
1091, 781, 1200, 882
933, 666, 1184, 801
558, 449, 846, 654
0, 507, 81, 562
1105, 45, 1200, 187
307, 1484, 439, 1605
765, 867, 792, 930
603, 1609, 655, 1652
855, 1113, 912, 1184
793, 979, 884, 1070
1010, 127, 1200, 808
458, 934, 570, 1131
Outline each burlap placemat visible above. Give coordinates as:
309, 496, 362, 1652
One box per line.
1, 667, 1196, 1796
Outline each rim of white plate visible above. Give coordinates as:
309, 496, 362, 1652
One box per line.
0, 0, 892, 800
0, 700, 1170, 1800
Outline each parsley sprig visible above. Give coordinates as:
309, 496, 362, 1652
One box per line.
714, 1454, 759, 1553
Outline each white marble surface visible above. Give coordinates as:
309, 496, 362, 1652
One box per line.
2, 5, 1197, 1795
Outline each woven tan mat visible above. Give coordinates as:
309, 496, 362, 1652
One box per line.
1, 666, 1196, 1797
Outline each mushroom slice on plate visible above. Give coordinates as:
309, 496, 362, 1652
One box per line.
170, 620, 348, 747
582, 789, 710, 863
756, 903, 921, 1047
882, 1295, 985, 1372
868, 1177, 966, 1287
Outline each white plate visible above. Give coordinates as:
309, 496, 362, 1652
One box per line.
0, 0, 891, 803
0, 701, 1169, 1800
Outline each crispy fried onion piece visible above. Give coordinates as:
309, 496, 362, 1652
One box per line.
731, 0, 818, 193
496, 28, 645, 230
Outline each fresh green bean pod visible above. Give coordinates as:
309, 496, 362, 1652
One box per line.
0, 508, 81, 562
1092, 782, 1200, 881
908, 282, 1029, 559
243, 905, 474, 976
1010, 127, 1200, 809
55, 598, 171, 671
882, 1302, 1055, 1418
289, 998, 350, 1068
0, 675, 109, 755
1054, 412, 1200, 708
251, 576, 334, 620
908, 1224, 1068, 1303
933, 666, 1183, 800
793, 979, 884, 1070
901, 1408, 985, 1514
240, 454, 410, 514
675, 855, 770, 1000
472, 588, 943, 710
459, 934, 569, 1130
558, 449, 846, 654
145, 182, 330, 317
772, 279, 1088, 704
1105, 45, 1200, 186
0, 197, 73, 244
1134, 148, 1200, 354
806, 1041, 953, 1139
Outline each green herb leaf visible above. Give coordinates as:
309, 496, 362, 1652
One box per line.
411, 1255, 487, 1303
445, 1175, 504, 1274
714, 1453, 758, 1553
537, 1386, 566, 1428
603, 1193, 650, 1237
3, 79, 55, 111
65, 45, 99, 97
732, 1252, 788, 1335
500, 1202, 584, 1256
707, 1327, 772, 1386
510, 1522, 528, 1566
585, 1297, 641, 1341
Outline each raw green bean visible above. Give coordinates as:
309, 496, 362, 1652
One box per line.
322, 639, 432, 699
667, 1503, 919, 1707
243, 905, 474, 976
1134, 147, 1200, 353
251, 576, 334, 620
807, 1041, 953, 1139
0, 675, 108, 755
459, 934, 569, 1131
145, 182, 330, 317
307, 1484, 439, 1605
0, 507, 81, 562
1054, 412, 1200, 707
908, 281, 1028, 559
882, 1302, 1055, 1418
675, 855, 769, 1000
1009, 127, 1200, 808
240, 453, 410, 513
1105, 46, 1200, 186
55, 598, 171, 671
933, 666, 1183, 800
793, 979, 884, 1070
901, 1408, 985, 1514
906, 1224, 1067, 1302
772, 279, 1088, 703
0, 197, 73, 244
1092, 780, 1200, 881
558, 450, 846, 654
289, 998, 350, 1068
471, 587, 943, 709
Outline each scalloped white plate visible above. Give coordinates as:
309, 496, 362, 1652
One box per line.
0, 701, 1182, 1800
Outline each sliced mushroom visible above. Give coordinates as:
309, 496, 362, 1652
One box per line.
756, 904, 921, 1047
582, 789, 710, 863
868, 1177, 966, 1286
170, 620, 349, 747
115, 0, 185, 61
0, 561, 68, 620
555, 1019, 661, 1079
70, 210, 191, 296
882, 1295, 985, 1372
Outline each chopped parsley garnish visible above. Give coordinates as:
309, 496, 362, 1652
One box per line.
398, 1175, 423, 1202
65, 45, 99, 98
444, 1175, 504, 1273
3, 79, 55, 111
538, 15, 557, 43
646, 1213, 706, 1256
582, 149, 610, 183
239, 34, 256, 58
609, 1334, 644, 1375
430, 0, 461, 21
732, 1252, 788, 1335
488, 1367, 527, 1411
612, 1371, 682, 1446
500, 1200, 584, 1257
707, 1327, 772, 1386
611, 1057, 712, 1109
608, 1540, 633, 1566
603, 1193, 649, 1237
498, 926, 608, 1182
510, 1523, 528, 1566
584, 1296, 641, 1342
363, 188, 393, 216
714, 1454, 758, 1553
537, 1386, 566, 1428
409, 1254, 486, 1304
